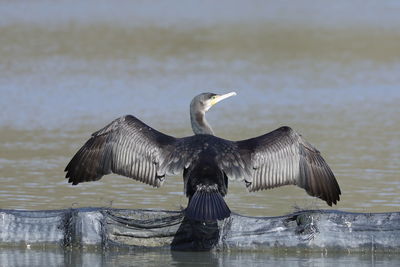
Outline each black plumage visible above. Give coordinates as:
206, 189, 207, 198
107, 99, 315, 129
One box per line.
65, 92, 341, 221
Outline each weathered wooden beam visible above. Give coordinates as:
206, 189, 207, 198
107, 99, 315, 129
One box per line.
1, 208, 399, 252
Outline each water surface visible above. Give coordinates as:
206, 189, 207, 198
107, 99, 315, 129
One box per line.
1, 248, 400, 267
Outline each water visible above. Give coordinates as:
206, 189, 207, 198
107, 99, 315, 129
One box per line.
1, 249, 400, 267
1, 0, 400, 264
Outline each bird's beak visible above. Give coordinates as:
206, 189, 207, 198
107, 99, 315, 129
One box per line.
211, 92, 237, 106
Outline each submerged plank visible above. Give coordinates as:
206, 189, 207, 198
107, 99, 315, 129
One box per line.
0, 208, 399, 252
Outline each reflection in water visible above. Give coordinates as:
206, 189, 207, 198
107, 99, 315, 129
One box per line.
1, 248, 399, 267
171, 218, 220, 251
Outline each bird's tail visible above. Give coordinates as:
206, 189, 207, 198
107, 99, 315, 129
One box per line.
185, 184, 231, 221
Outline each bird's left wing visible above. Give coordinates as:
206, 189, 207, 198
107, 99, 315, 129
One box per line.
218, 126, 341, 206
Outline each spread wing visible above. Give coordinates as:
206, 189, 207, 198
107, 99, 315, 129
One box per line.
235, 126, 341, 206
65, 115, 178, 187
65, 116, 341, 206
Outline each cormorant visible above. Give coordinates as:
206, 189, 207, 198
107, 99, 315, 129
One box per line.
65, 92, 341, 221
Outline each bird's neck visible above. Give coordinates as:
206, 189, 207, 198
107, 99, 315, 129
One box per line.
190, 111, 214, 135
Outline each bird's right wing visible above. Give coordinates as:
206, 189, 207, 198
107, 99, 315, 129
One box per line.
65, 115, 178, 187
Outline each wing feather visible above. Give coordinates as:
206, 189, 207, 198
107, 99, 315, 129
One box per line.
236, 126, 341, 206
65, 115, 177, 187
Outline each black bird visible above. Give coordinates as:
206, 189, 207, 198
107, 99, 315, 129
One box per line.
65, 92, 341, 221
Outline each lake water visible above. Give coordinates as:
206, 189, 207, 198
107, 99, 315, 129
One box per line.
1, 0, 399, 265
2, 248, 400, 267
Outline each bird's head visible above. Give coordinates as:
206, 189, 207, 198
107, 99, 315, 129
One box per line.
191, 92, 237, 113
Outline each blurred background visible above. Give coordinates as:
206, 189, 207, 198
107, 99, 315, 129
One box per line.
1, 0, 399, 217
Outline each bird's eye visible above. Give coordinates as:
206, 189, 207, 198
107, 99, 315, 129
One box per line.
211, 96, 216, 100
